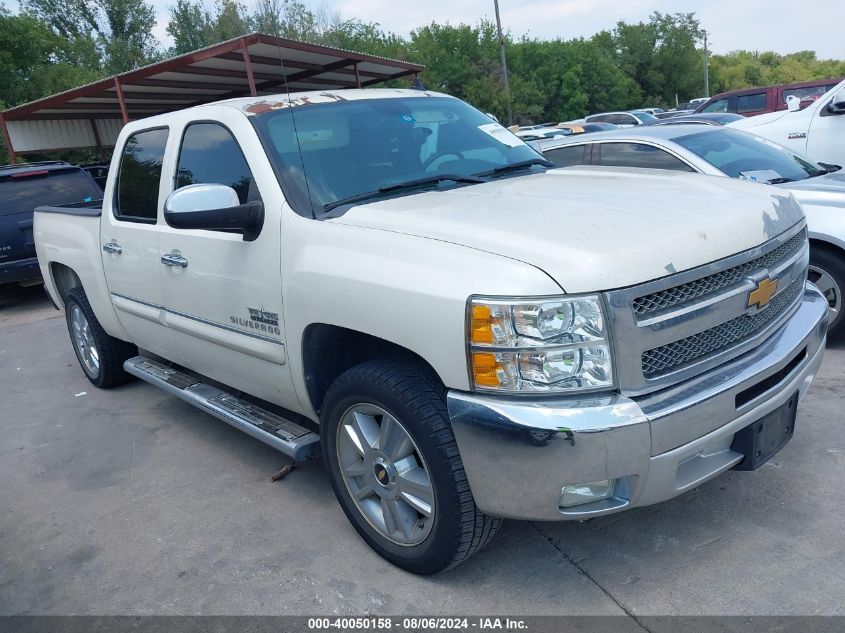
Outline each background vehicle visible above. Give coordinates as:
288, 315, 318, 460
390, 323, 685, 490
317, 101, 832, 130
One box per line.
81, 163, 110, 190
34, 89, 827, 574
648, 112, 744, 126
532, 125, 845, 335
729, 80, 845, 167
655, 110, 694, 119
696, 78, 843, 117
514, 127, 570, 141
1, 161, 102, 289
557, 122, 619, 134
585, 110, 657, 127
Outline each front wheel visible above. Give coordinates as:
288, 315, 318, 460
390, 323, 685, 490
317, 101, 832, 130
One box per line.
65, 287, 137, 388
808, 247, 845, 340
321, 358, 501, 574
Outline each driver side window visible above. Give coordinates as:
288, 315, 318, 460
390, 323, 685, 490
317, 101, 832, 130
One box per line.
176, 122, 257, 204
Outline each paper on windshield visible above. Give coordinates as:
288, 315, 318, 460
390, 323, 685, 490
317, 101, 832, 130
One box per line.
739, 169, 783, 183
478, 123, 524, 147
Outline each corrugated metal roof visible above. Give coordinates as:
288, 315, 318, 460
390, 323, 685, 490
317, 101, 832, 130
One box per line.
0, 33, 423, 156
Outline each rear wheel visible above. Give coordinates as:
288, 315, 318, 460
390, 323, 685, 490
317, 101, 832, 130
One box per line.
808, 247, 845, 340
65, 287, 137, 388
321, 358, 501, 574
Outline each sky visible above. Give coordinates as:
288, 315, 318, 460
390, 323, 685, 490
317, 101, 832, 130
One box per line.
6, 0, 844, 59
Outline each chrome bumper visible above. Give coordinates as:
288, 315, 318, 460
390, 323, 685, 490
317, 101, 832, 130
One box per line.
447, 283, 828, 521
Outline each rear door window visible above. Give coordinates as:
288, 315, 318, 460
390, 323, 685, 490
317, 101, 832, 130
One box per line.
596, 143, 695, 171
115, 128, 169, 223
0, 170, 101, 216
736, 93, 767, 114
175, 122, 256, 204
543, 144, 590, 167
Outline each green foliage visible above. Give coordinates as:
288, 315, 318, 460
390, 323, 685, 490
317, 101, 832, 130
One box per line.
709, 50, 845, 94
20, 0, 157, 73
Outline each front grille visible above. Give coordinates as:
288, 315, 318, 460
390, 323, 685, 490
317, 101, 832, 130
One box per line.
633, 229, 806, 317
641, 276, 804, 378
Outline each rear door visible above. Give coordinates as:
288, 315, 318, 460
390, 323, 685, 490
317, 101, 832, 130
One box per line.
158, 118, 296, 409
735, 91, 768, 117
101, 127, 175, 357
0, 168, 100, 268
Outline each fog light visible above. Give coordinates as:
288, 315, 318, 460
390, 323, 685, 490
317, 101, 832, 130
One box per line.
560, 479, 616, 508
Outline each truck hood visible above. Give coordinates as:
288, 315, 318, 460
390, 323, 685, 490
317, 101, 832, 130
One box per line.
330, 166, 805, 293
728, 110, 792, 129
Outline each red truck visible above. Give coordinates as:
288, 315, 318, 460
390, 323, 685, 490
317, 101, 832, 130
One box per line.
695, 78, 843, 117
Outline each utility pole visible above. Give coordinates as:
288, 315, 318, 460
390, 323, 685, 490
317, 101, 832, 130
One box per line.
493, 0, 514, 126
703, 30, 710, 97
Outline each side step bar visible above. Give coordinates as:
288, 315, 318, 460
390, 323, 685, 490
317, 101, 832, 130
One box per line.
124, 356, 320, 461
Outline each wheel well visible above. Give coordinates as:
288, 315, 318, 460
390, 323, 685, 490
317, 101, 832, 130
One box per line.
809, 238, 845, 259
49, 263, 82, 303
302, 324, 442, 416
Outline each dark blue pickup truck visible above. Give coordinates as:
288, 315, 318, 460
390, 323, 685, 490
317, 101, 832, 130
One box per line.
1, 161, 103, 287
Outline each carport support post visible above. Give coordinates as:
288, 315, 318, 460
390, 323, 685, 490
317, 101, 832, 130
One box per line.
354, 63, 361, 88
114, 78, 129, 124
0, 114, 16, 163
241, 38, 257, 97
89, 119, 106, 160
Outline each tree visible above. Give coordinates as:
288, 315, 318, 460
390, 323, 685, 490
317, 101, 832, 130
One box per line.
21, 0, 158, 72
0, 6, 101, 107
166, 0, 214, 54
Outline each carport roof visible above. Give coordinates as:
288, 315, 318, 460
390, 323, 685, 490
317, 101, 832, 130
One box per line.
0, 32, 424, 157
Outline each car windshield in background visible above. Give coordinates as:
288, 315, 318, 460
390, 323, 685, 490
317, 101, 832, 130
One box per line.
251, 97, 542, 214
673, 128, 826, 182
0, 169, 101, 216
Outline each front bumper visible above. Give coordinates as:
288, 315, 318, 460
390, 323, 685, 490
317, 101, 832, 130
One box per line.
0, 256, 41, 285
447, 282, 828, 521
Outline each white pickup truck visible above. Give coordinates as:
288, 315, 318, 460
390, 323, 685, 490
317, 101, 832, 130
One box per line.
729, 79, 845, 166
35, 89, 828, 574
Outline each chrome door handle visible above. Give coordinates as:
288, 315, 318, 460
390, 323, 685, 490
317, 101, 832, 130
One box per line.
102, 242, 122, 254
161, 253, 188, 268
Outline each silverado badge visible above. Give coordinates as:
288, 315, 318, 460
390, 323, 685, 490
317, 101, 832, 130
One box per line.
748, 277, 778, 309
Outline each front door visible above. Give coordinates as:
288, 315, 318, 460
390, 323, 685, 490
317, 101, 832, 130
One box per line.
158, 118, 297, 409
806, 97, 845, 165
101, 127, 174, 358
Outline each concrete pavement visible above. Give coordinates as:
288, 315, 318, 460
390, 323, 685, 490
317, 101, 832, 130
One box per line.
1, 286, 843, 617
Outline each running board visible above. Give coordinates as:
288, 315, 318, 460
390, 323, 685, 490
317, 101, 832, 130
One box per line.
124, 356, 320, 461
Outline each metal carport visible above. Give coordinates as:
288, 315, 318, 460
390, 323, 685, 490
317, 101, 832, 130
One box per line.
0, 33, 424, 160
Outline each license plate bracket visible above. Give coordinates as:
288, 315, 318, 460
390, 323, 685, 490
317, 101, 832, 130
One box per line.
731, 392, 798, 471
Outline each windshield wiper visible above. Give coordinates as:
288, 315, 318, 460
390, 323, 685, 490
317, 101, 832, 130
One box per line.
766, 177, 795, 184
323, 174, 488, 212
475, 158, 553, 178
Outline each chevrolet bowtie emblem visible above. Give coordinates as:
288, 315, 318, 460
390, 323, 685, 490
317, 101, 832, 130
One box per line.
748, 277, 778, 309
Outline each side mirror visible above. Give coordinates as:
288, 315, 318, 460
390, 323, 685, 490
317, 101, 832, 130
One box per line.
164, 184, 263, 241
786, 95, 801, 112
828, 88, 845, 114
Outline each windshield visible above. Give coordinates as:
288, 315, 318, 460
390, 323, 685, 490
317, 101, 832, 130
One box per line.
251, 96, 541, 214
673, 128, 825, 182
0, 169, 101, 216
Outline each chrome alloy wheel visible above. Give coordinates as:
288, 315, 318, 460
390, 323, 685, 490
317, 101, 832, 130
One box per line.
70, 303, 100, 377
336, 404, 435, 546
808, 265, 841, 325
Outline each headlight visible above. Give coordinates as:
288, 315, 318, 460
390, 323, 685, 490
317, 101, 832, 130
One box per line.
467, 295, 613, 393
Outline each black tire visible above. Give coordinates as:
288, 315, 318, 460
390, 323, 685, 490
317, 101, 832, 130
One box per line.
808, 246, 845, 341
64, 286, 137, 388
320, 358, 501, 574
